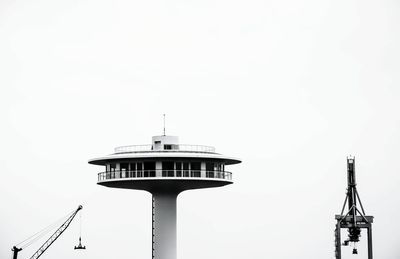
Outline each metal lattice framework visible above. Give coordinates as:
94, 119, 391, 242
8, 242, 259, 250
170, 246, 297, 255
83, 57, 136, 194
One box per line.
12, 205, 83, 259
30, 205, 82, 259
334, 157, 373, 259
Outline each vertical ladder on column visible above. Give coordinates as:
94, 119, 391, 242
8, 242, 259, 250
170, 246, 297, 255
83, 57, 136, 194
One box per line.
152, 196, 155, 259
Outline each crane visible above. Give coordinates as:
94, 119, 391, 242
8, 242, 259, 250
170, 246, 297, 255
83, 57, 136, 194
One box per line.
12, 205, 85, 259
334, 157, 373, 259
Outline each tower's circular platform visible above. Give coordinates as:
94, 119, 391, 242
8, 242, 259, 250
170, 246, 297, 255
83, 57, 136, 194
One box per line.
89, 135, 240, 192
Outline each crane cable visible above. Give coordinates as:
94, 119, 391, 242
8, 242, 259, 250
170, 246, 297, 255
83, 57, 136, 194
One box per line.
18, 211, 74, 249
15, 208, 76, 249
79, 210, 82, 239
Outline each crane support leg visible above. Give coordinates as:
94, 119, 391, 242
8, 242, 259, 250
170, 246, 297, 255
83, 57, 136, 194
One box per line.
367, 226, 373, 259
335, 222, 341, 259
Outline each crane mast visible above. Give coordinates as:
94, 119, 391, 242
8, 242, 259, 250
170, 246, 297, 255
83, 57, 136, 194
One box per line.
12, 205, 83, 259
334, 158, 373, 258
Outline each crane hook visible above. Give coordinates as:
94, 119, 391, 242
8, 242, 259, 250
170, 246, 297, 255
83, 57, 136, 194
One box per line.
74, 237, 86, 250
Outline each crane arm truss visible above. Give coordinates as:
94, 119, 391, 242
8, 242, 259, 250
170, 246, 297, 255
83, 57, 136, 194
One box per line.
29, 205, 82, 259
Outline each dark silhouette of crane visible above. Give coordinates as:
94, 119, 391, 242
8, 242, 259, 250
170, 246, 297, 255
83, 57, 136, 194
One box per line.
334, 157, 373, 259
12, 205, 85, 259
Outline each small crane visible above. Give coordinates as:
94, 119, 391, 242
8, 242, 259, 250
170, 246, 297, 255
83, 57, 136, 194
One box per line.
12, 205, 85, 259
334, 157, 374, 259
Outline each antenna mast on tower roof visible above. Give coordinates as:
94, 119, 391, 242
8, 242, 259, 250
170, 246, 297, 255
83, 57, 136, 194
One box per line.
163, 114, 166, 136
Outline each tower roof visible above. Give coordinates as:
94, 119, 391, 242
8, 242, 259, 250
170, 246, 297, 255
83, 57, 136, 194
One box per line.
88, 135, 241, 165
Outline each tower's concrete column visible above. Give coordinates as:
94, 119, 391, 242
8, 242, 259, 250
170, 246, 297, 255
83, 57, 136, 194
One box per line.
152, 192, 178, 259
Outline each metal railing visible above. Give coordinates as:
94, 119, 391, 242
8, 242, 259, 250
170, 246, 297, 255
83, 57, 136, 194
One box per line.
98, 170, 232, 182
114, 144, 216, 154
114, 145, 152, 153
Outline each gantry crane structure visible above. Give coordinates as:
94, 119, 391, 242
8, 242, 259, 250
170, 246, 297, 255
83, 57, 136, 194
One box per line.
12, 205, 85, 259
334, 157, 373, 259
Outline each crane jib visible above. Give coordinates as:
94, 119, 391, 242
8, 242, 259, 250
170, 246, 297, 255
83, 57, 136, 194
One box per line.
12, 205, 83, 259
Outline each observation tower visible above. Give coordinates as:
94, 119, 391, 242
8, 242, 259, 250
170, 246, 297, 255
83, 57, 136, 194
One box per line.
89, 134, 241, 259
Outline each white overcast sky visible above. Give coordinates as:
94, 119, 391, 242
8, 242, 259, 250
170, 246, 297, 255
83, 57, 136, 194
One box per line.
1, 0, 400, 258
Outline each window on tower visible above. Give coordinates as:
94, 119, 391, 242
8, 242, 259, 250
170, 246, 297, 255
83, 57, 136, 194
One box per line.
137, 163, 143, 177
183, 162, 189, 177
129, 163, 136, 177
176, 162, 182, 177
191, 162, 201, 177
144, 162, 156, 177
162, 161, 174, 177
206, 162, 214, 178
119, 163, 127, 178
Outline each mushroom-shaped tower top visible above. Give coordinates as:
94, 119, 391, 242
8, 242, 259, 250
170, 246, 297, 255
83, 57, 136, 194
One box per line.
89, 135, 241, 193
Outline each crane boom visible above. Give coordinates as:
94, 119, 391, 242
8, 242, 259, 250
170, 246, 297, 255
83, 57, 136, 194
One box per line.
30, 205, 82, 259
13, 205, 83, 259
